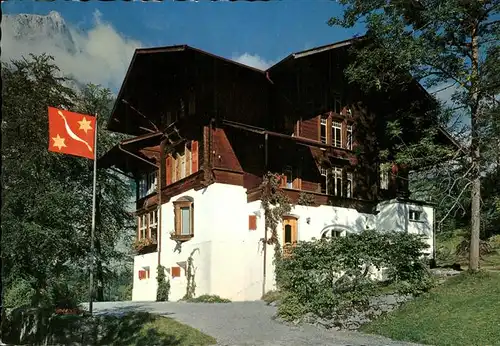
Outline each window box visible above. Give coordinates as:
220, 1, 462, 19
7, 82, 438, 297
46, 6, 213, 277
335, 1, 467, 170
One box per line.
170, 233, 194, 242
133, 237, 158, 254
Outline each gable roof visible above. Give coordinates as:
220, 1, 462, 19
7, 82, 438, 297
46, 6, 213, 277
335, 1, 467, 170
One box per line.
266, 36, 365, 73
107, 45, 266, 135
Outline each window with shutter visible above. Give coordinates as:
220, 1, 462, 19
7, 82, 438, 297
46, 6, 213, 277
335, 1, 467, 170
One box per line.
173, 197, 194, 239
248, 215, 257, 230
171, 266, 181, 278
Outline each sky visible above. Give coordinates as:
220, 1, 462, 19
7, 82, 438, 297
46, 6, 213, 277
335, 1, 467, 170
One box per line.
2, 0, 366, 92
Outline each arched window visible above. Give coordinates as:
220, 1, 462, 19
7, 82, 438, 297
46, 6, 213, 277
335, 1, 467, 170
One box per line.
320, 225, 352, 239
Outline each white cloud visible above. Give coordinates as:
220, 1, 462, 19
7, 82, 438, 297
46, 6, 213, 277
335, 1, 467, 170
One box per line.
2, 10, 142, 91
231, 53, 274, 71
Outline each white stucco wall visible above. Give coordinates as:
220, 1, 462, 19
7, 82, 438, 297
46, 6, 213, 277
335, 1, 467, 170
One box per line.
131, 183, 435, 302
132, 252, 158, 301
376, 199, 434, 255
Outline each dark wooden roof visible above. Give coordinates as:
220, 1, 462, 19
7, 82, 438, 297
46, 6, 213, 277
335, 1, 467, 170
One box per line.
107, 45, 266, 136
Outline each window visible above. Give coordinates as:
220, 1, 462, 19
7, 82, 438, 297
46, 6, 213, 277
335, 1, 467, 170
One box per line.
332, 121, 342, 148
181, 207, 191, 235
284, 225, 292, 244
179, 152, 186, 178
332, 167, 342, 196
137, 209, 159, 241
320, 117, 328, 144
346, 172, 353, 198
138, 172, 158, 199
174, 198, 194, 238
321, 228, 345, 239
138, 267, 150, 280
409, 209, 422, 222
380, 164, 389, 190
346, 124, 353, 150
284, 166, 293, 189
166, 141, 199, 185
320, 167, 351, 198
320, 167, 328, 194
149, 210, 158, 242
248, 215, 257, 230
171, 266, 181, 278
139, 214, 147, 239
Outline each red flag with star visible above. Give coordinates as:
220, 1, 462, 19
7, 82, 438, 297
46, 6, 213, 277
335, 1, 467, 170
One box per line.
48, 107, 96, 160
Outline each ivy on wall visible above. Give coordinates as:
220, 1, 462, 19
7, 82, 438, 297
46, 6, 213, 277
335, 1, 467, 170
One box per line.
183, 248, 199, 300
259, 172, 293, 286
156, 265, 170, 302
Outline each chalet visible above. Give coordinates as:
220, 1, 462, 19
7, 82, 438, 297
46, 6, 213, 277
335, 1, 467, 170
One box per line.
99, 37, 454, 302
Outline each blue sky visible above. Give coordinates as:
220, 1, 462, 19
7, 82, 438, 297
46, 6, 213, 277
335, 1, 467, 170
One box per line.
4, 0, 365, 69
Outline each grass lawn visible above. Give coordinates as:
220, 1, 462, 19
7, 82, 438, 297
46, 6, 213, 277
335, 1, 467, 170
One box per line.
3, 311, 217, 346
361, 271, 500, 346
107, 313, 218, 346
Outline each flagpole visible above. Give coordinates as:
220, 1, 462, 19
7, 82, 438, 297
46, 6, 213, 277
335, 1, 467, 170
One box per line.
89, 113, 98, 315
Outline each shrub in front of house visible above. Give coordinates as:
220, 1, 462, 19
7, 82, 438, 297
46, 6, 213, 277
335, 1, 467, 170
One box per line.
261, 290, 282, 305
275, 229, 433, 324
185, 294, 231, 303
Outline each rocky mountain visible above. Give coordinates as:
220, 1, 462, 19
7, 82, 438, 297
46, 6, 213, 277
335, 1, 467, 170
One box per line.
4, 11, 79, 55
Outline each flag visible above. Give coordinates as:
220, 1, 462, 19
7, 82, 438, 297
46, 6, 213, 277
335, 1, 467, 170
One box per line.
48, 106, 96, 160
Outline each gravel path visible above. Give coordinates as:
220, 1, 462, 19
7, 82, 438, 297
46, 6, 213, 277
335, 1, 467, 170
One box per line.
92, 301, 423, 346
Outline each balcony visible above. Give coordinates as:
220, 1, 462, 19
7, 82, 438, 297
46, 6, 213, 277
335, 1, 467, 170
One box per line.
133, 237, 158, 255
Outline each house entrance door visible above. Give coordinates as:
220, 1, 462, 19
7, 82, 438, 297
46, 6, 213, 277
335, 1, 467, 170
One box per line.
282, 216, 298, 246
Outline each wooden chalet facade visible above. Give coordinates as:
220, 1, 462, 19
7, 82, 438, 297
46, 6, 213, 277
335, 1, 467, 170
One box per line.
99, 38, 451, 301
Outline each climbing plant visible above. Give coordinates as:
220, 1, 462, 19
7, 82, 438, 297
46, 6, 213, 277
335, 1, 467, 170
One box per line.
259, 172, 293, 285
297, 192, 315, 206
183, 248, 199, 300
156, 265, 170, 302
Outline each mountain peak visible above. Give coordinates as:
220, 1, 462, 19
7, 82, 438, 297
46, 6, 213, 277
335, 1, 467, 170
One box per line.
4, 11, 78, 55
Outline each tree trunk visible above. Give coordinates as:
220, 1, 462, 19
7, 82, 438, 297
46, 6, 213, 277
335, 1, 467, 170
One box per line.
95, 188, 104, 301
96, 238, 104, 301
469, 22, 481, 272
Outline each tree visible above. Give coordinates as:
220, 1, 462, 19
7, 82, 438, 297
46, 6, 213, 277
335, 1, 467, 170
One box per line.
330, 0, 500, 271
1, 55, 135, 308
2, 54, 89, 305
74, 83, 135, 301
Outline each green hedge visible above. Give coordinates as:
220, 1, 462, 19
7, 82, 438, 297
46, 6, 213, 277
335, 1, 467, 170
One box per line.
275, 229, 434, 321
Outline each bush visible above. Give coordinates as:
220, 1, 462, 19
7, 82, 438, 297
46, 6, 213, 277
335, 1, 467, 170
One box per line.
117, 283, 133, 301
262, 290, 282, 304
185, 294, 231, 303
275, 229, 432, 321
276, 292, 306, 322
489, 234, 500, 249
156, 265, 170, 302
48, 281, 80, 310
3, 280, 35, 308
